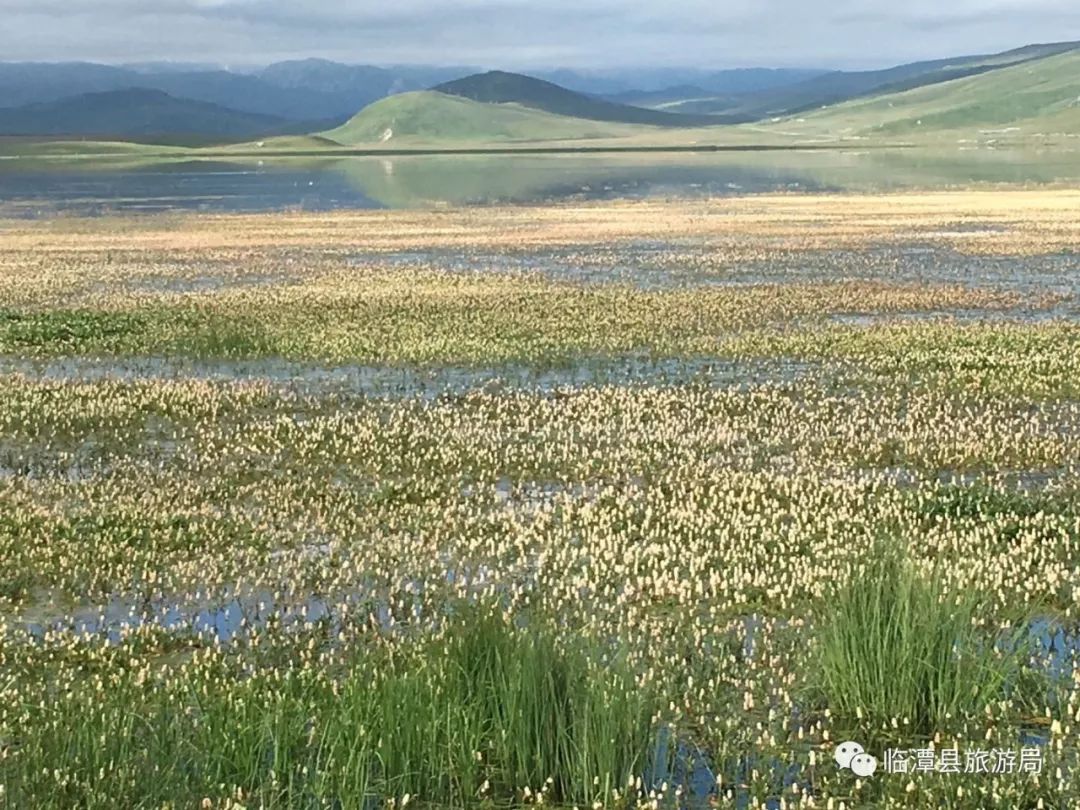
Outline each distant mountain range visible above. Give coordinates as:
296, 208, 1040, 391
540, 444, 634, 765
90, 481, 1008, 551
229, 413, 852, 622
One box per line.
0, 61, 467, 123
1, 40, 1077, 144
0, 89, 296, 142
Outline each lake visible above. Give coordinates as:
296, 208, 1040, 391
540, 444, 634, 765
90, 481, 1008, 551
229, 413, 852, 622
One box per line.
2, 147, 1078, 215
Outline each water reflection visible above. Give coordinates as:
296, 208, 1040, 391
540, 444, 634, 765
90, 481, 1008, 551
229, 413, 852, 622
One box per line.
2, 148, 1079, 215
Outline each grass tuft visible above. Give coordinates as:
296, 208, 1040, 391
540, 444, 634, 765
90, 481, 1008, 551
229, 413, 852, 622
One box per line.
812, 542, 1037, 734
1, 603, 660, 809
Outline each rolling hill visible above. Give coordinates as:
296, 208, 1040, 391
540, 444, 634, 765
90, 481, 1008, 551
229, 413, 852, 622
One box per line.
432, 71, 729, 126
658, 40, 1080, 119
0, 89, 291, 141
4, 38, 1078, 153
321, 91, 654, 146
765, 48, 1080, 142
324, 42, 1080, 150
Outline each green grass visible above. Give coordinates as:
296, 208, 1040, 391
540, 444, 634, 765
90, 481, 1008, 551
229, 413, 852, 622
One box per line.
0, 307, 273, 358
1, 280, 1030, 368
726, 321, 1080, 400
0, 137, 182, 159
811, 542, 1039, 734
0, 309, 152, 349
1, 603, 661, 809
214, 134, 345, 152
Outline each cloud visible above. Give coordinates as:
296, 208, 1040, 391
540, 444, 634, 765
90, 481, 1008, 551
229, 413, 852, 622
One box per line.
0, 0, 1077, 67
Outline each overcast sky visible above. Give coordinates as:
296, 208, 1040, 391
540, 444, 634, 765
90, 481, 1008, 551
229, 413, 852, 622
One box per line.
2, 0, 1079, 69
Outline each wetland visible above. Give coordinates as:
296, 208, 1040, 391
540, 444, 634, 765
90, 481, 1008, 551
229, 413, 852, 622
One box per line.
0, 190, 1077, 808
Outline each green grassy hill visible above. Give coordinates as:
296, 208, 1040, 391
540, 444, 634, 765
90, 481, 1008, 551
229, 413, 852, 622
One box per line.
324, 46, 1080, 150
770, 49, 1080, 142
661, 41, 1080, 119
432, 71, 726, 126
322, 91, 657, 146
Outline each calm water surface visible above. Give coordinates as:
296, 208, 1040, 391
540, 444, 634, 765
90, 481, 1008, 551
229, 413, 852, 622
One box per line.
1, 148, 1078, 215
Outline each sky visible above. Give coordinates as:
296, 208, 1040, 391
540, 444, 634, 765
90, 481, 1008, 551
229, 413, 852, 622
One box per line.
2, 0, 1079, 69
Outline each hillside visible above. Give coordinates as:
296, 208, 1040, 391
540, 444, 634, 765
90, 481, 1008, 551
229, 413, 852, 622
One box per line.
288, 46, 1080, 151
605, 85, 733, 110
766, 49, 1080, 142
661, 40, 1080, 119
321, 91, 658, 146
530, 67, 824, 96
0, 89, 290, 141
432, 71, 728, 126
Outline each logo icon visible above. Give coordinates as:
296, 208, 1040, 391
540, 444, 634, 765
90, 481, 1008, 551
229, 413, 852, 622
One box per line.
835, 741, 878, 777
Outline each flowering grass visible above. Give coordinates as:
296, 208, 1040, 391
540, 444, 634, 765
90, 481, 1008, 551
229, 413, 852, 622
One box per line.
0, 194, 1077, 809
